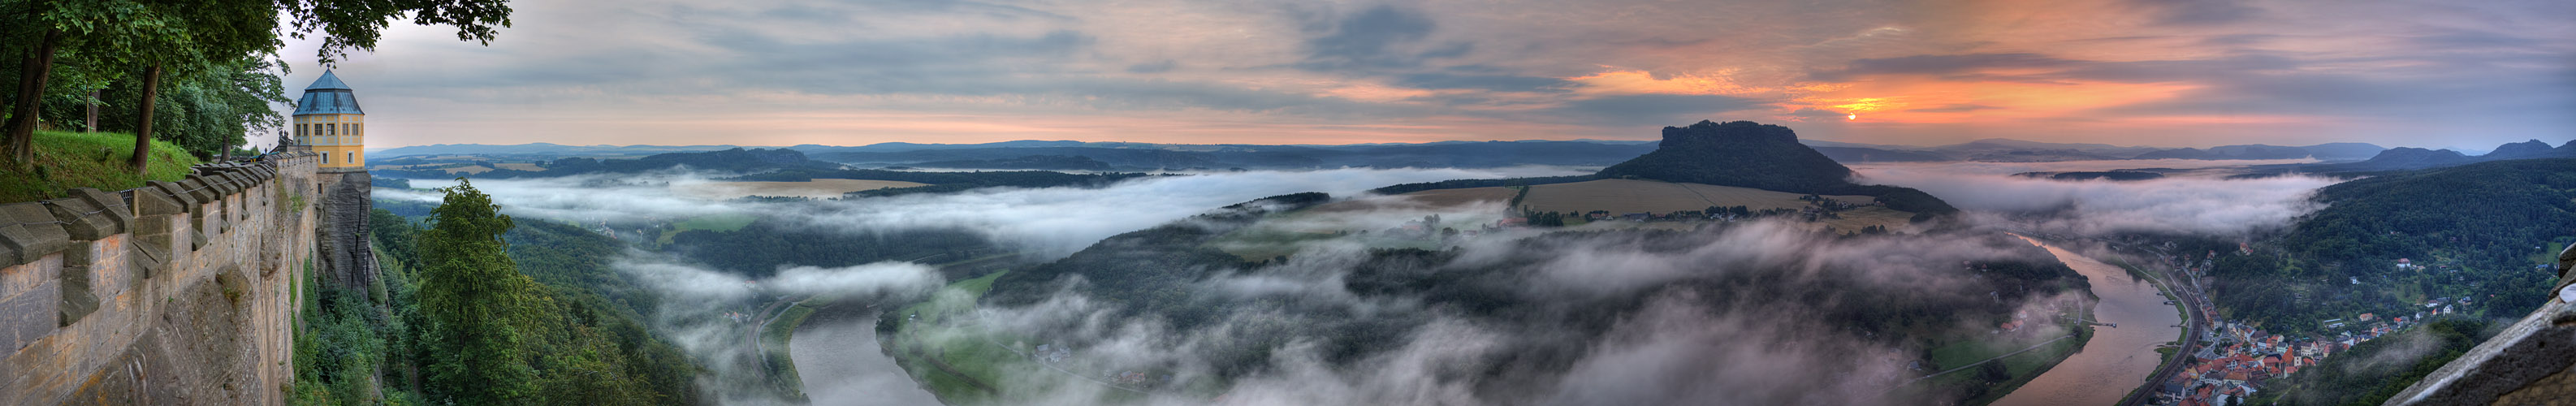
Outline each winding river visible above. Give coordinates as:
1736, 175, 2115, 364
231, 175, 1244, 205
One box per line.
789, 307, 943, 406
1995, 237, 2184, 406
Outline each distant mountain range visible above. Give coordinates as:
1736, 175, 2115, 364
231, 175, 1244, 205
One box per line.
2252, 139, 2576, 174
370, 136, 2576, 171
1804, 139, 2389, 162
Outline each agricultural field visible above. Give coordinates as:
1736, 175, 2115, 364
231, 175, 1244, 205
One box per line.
1520, 179, 1870, 214
374, 162, 496, 174
1309, 186, 1517, 213
493, 162, 546, 171
1517, 179, 1911, 234
675, 179, 931, 200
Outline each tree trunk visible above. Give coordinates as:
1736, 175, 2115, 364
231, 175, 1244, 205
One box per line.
85, 89, 97, 132
4, 28, 63, 167
130, 64, 162, 175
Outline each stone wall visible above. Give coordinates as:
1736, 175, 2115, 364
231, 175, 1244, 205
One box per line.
0, 153, 319, 406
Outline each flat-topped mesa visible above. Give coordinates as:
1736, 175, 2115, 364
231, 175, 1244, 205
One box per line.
1658, 119, 1804, 149
1597, 120, 1856, 192
1594, 120, 1960, 221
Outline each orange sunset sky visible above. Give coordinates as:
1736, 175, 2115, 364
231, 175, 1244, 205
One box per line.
275, 0, 2574, 150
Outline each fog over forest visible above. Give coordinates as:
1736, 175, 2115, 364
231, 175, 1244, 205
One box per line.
369, 158, 2346, 405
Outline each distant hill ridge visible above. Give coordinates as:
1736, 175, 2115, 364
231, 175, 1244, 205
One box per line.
2291, 139, 2576, 173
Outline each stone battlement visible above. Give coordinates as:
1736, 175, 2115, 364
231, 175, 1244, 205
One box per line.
0, 152, 320, 405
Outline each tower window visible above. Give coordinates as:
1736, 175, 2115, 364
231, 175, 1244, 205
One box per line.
348, 152, 355, 164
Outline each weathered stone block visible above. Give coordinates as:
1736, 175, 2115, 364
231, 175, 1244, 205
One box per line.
0, 203, 71, 266
66, 189, 130, 236
127, 240, 166, 280
41, 198, 116, 240
146, 181, 197, 208
0, 279, 58, 353
177, 177, 216, 203
130, 187, 184, 218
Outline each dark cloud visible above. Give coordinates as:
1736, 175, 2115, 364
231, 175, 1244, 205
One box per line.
1810, 53, 2078, 81
1294, 5, 1471, 71
1390, 72, 1570, 92
1126, 60, 1178, 74
2129, 0, 2265, 26
1549, 94, 1771, 126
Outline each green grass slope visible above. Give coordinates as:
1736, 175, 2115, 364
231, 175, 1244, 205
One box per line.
0, 130, 203, 202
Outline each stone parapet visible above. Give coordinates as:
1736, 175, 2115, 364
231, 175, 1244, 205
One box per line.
0, 151, 318, 406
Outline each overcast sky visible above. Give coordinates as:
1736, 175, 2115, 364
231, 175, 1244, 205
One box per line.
274, 0, 2575, 150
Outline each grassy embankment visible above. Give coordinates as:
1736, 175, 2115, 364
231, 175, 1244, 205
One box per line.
0, 130, 203, 202
1912, 297, 2096, 405
885, 270, 1018, 404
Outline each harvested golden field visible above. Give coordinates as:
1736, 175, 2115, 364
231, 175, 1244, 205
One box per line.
675, 179, 930, 199
1312, 187, 1518, 213
1521, 179, 1910, 234
1520, 179, 1869, 214
1809, 206, 1916, 233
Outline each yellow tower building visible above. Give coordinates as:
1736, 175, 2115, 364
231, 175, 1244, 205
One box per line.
293, 70, 365, 170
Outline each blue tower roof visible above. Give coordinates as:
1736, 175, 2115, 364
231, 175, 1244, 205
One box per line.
294, 71, 362, 114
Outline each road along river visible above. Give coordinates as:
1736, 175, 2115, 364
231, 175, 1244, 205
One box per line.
1995, 237, 2184, 406
789, 305, 943, 406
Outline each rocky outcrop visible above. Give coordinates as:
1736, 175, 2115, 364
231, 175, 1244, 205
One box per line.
316, 171, 375, 293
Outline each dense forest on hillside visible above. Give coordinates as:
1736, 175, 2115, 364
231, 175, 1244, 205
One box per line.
2210, 159, 2576, 336
908, 154, 1116, 171
669, 218, 999, 279
2256, 318, 2493, 405
377, 148, 838, 179
728, 167, 1163, 198
977, 192, 2084, 393
293, 189, 698, 404
1366, 175, 1597, 195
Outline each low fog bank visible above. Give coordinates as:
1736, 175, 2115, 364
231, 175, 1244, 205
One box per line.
942, 215, 2090, 405
1850, 160, 2339, 236
384, 166, 1591, 256
783, 166, 1586, 256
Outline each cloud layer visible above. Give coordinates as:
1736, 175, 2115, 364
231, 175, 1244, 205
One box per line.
283, 0, 2574, 150
1851, 160, 2338, 235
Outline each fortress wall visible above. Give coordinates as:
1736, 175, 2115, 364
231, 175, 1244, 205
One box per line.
0, 153, 319, 406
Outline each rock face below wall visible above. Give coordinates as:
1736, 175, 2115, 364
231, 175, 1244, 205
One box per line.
317, 171, 376, 293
